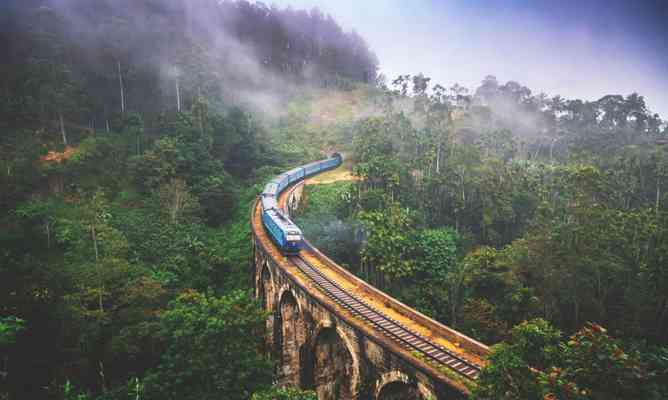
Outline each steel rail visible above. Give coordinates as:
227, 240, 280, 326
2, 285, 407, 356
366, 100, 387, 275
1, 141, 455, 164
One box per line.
288, 254, 482, 380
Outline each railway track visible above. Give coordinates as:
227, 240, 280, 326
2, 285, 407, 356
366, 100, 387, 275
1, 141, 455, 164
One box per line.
288, 254, 482, 380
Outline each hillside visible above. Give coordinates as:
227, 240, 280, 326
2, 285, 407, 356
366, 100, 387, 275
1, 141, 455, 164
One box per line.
2, 1, 668, 400
0, 1, 375, 399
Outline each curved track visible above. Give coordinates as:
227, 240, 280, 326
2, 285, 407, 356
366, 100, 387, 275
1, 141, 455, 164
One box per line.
288, 252, 482, 380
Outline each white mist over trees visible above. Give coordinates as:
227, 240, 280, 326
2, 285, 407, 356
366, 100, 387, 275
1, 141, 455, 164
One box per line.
0, 0, 379, 133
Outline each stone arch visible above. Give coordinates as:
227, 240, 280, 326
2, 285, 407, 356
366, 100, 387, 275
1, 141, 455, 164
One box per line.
277, 289, 303, 385
286, 182, 303, 215
257, 261, 278, 358
257, 260, 275, 312
302, 324, 360, 400
378, 381, 422, 400
374, 371, 434, 400
287, 190, 299, 214
277, 286, 303, 314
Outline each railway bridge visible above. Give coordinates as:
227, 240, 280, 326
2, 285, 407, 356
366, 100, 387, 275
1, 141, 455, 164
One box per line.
251, 177, 489, 400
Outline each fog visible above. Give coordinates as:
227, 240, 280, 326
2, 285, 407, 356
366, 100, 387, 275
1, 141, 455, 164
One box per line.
271, 0, 668, 119
7, 0, 378, 125
4, 0, 665, 133
50, 0, 303, 116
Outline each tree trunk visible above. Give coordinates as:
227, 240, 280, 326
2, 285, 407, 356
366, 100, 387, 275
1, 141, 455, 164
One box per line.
656, 299, 668, 339
118, 61, 125, 114
657, 182, 661, 218
92, 226, 99, 262
169, 179, 187, 224
99, 360, 107, 392
59, 112, 68, 146
175, 77, 181, 112
91, 225, 103, 313
460, 170, 466, 205
573, 292, 580, 330
450, 275, 462, 326
198, 108, 205, 139
45, 221, 51, 249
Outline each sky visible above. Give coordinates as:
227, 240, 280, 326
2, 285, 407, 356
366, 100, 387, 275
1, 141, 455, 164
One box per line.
270, 0, 668, 118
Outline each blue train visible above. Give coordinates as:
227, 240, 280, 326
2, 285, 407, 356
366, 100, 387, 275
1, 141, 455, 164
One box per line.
260, 153, 343, 254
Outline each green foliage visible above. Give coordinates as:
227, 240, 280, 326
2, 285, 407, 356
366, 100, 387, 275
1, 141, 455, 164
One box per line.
395, 228, 460, 320
143, 290, 272, 400
347, 76, 668, 353
641, 345, 668, 398
454, 245, 539, 342
0, 129, 46, 211
359, 202, 416, 284
414, 228, 459, 281
297, 182, 354, 221
195, 173, 239, 226
294, 182, 360, 268
251, 387, 317, 400
0, 1, 380, 398
0, 317, 25, 347
471, 319, 562, 400
61, 380, 93, 400
540, 323, 648, 400
478, 129, 517, 161
2, 2, 667, 395
352, 117, 407, 201
473, 320, 663, 400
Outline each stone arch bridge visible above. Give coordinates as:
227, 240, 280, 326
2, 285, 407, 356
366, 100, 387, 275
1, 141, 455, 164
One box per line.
251, 180, 489, 399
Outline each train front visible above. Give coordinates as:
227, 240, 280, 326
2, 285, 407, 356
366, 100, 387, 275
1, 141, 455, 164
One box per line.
284, 228, 303, 254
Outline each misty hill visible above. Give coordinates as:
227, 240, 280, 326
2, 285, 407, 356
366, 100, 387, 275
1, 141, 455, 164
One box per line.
0, 0, 378, 133
2, 1, 668, 399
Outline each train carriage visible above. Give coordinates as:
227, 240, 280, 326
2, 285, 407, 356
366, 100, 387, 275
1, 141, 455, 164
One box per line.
260, 153, 343, 254
262, 182, 279, 197
261, 209, 303, 254
276, 174, 290, 193
261, 195, 278, 211
303, 161, 322, 177
320, 156, 341, 170
285, 167, 306, 184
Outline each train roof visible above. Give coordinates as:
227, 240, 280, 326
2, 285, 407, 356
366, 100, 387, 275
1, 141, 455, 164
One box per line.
285, 167, 304, 176
262, 182, 279, 196
265, 208, 302, 234
261, 195, 278, 211
303, 161, 321, 169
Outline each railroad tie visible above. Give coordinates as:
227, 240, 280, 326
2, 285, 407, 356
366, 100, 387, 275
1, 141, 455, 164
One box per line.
289, 255, 482, 380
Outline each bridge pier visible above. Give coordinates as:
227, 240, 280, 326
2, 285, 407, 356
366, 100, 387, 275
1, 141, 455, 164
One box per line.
277, 289, 302, 385
302, 324, 359, 399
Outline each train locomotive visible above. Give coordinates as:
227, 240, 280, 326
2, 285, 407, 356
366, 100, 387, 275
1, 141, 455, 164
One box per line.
260, 153, 343, 254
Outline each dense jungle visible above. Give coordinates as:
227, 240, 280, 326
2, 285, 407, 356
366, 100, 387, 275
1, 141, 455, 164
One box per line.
1, 0, 667, 399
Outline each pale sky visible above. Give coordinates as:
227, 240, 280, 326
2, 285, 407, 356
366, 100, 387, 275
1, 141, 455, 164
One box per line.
270, 0, 668, 118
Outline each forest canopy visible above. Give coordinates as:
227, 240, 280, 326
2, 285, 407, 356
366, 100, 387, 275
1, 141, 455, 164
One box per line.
0, 0, 378, 133
2, 0, 668, 399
